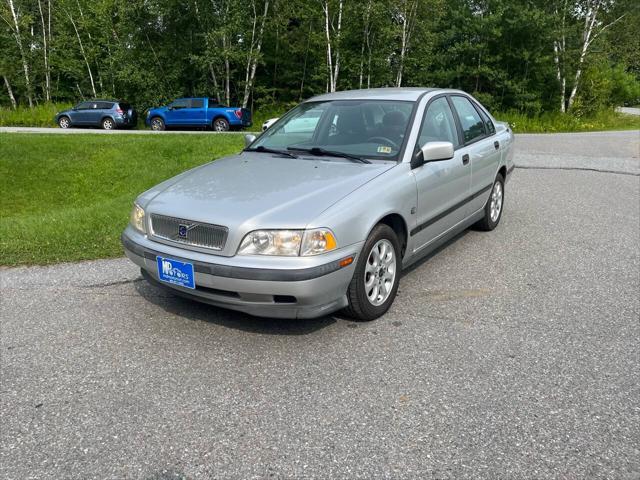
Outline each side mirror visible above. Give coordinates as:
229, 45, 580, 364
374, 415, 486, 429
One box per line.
411, 141, 454, 168
244, 134, 256, 147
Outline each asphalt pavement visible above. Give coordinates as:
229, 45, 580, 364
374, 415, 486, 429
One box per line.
1, 131, 639, 479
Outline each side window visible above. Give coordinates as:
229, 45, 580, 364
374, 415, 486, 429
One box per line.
97, 102, 113, 109
170, 99, 189, 109
451, 96, 486, 143
190, 99, 204, 108
418, 97, 458, 148
475, 102, 495, 135
77, 102, 92, 110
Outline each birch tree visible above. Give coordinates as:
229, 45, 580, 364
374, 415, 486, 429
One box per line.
553, 0, 627, 111
66, 8, 97, 98
242, 0, 270, 108
3, 0, 33, 107
322, 0, 343, 92
394, 0, 418, 87
37, 0, 51, 101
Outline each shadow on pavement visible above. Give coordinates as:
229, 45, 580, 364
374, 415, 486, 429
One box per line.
133, 279, 338, 335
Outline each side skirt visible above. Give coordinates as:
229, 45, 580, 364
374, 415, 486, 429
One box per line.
402, 208, 485, 270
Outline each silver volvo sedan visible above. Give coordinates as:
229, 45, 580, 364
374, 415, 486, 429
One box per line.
122, 88, 515, 321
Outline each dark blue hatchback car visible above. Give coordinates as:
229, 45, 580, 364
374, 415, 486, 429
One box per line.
55, 100, 137, 130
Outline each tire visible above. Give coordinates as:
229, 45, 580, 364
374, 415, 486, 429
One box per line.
150, 117, 165, 131
58, 116, 71, 129
101, 117, 115, 130
212, 117, 230, 132
474, 173, 505, 231
343, 224, 401, 321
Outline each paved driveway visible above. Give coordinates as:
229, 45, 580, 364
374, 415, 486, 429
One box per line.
1, 131, 639, 479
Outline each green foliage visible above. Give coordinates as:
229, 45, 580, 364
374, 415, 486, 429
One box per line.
0, 103, 72, 127
0, 0, 638, 117
496, 109, 640, 133
0, 133, 244, 266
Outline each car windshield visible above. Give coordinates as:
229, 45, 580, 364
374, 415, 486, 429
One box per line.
251, 100, 415, 161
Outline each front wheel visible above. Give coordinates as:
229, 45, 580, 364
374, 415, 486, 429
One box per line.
343, 224, 401, 321
58, 116, 70, 129
212, 117, 230, 132
150, 117, 165, 131
474, 173, 504, 231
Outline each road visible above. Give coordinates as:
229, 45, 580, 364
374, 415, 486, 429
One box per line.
1, 131, 639, 479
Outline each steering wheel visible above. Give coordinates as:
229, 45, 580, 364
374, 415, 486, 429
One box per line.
366, 136, 399, 150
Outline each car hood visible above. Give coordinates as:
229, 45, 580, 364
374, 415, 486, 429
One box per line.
142, 152, 395, 255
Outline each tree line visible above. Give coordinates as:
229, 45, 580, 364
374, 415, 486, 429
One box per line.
1, 0, 638, 115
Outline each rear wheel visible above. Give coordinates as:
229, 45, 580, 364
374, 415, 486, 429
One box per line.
474, 173, 504, 231
212, 117, 230, 132
101, 117, 115, 130
343, 224, 401, 321
150, 117, 165, 131
58, 116, 70, 129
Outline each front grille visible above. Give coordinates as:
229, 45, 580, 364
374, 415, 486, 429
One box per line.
150, 214, 228, 250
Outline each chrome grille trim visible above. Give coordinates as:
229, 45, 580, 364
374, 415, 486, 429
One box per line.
150, 214, 228, 250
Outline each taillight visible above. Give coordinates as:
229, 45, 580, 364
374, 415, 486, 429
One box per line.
234, 109, 242, 119
116, 108, 124, 115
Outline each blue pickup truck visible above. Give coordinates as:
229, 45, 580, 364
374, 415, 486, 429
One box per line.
145, 98, 252, 131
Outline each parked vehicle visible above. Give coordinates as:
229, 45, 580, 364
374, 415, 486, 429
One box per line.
122, 88, 515, 321
145, 98, 252, 131
55, 100, 137, 130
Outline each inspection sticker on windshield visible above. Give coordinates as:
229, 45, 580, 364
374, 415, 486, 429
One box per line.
157, 256, 195, 289
377, 146, 392, 154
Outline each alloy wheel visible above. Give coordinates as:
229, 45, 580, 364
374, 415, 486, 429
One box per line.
490, 181, 503, 222
364, 239, 397, 306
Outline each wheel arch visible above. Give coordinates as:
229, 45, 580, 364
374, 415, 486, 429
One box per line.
371, 213, 409, 260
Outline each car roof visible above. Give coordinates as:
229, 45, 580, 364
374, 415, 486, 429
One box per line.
306, 87, 445, 102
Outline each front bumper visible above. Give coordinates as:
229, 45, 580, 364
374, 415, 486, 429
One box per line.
122, 227, 361, 319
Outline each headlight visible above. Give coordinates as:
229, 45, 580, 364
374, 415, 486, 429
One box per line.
237, 228, 337, 256
130, 203, 146, 233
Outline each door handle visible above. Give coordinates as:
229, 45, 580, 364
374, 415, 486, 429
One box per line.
462, 154, 470, 165
494, 141, 500, 150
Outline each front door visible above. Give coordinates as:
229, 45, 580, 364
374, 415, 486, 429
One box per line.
72, 101, 94, 125
411, 96, 470, 253
164, 99, 190, 126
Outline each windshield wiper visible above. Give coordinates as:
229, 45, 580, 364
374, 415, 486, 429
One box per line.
245, 145, 298, 159
286, 146, 371, 164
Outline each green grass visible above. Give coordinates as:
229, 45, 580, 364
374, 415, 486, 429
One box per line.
0, 133, 243, 266
494, 109, 640, 133
0, 103, 73, 127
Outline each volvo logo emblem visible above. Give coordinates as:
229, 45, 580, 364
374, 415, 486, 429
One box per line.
178, 224, 189, 238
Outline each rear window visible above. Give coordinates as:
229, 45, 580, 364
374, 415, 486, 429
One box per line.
208, 98, 225, 108
190, 99, 204, 108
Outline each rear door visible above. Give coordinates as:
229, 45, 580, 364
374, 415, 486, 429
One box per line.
449, 95, 500, 216
411, 95, 470, 252
184, 98, 206, 125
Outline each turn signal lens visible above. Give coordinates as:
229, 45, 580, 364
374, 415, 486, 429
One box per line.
339, 256, 354, 267
300, 229, 337, 256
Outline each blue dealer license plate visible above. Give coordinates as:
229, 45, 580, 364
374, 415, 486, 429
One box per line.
156, 256, 195, 289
